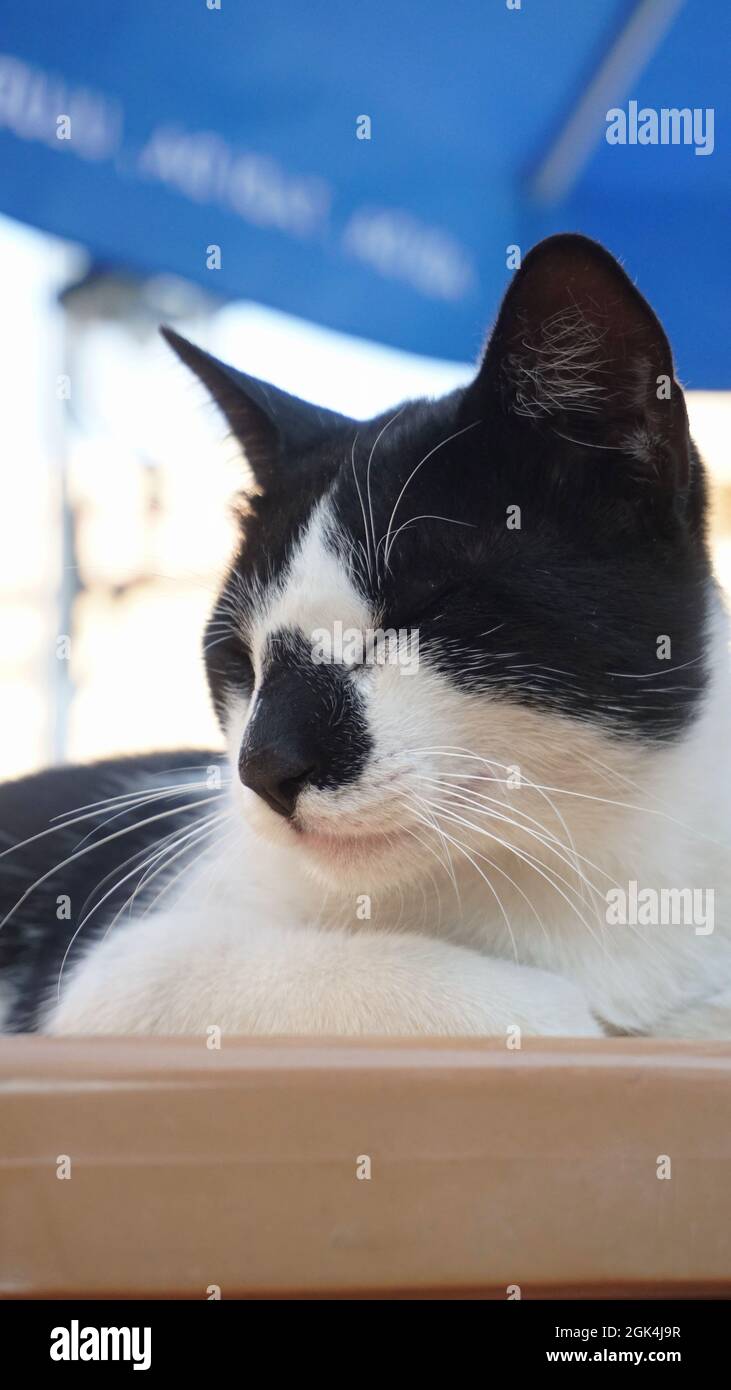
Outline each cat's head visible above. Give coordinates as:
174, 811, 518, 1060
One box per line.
163, 234, 712, 895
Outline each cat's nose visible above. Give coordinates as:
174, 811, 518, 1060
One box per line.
239, 739, 316, 818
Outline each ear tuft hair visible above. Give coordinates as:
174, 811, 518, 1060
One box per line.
474, 233, 690, 491
504, 302, 610, 421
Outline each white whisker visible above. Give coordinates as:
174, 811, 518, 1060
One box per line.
0, 795, 224, 933
381, 419, 481, 572
56, 812, 228, 999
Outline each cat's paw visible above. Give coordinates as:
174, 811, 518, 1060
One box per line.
45, 913, 602, 1038
651, 986, 731, 1039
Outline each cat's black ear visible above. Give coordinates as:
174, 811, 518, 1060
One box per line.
161, 327, 350, 484
472, 233, 690, 489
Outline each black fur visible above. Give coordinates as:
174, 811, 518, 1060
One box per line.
0, 752, 223, 1030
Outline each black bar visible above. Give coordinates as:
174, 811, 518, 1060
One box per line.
1, 1298, 727, 1376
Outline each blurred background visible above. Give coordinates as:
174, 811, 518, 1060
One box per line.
0, 0, 729, 780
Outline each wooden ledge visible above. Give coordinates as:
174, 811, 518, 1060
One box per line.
1, 1037, 730, 1298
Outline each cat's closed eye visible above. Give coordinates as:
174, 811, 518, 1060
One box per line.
208, 636, 254, 688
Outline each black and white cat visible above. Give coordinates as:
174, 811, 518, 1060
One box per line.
2, 234, 730, 1037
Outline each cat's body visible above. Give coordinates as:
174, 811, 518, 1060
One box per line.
3, 664, 731, 1038
2, 234, 730, 1037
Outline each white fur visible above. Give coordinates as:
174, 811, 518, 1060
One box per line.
45, 507, 731, 1039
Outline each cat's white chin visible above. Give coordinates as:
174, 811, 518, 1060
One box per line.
295, 823, 409, 865
294, 825, 425, 892
241, 796, 425, 890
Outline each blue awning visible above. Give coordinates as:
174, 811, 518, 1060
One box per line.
0, 1, 728, 383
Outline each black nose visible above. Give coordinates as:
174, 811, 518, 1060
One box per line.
239, 740, 316, 818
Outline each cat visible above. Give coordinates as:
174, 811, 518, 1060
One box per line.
2, 232, 730, 1038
